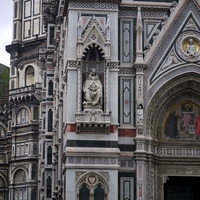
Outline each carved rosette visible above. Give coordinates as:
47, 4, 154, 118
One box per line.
176, 31, 200, 62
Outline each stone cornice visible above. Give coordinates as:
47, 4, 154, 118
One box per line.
64, 0, 121, 15
6, 37, 46, 54
120, 1, 171, 9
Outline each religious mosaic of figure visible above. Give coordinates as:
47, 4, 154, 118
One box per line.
195, 112, 200, 139
185, 38, 196, 56
83, 68, 103, 109
164, 101, 200, 139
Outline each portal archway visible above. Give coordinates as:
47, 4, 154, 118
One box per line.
146, 72, 200, 140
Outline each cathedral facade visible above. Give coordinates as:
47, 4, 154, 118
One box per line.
3, 0, 200, 199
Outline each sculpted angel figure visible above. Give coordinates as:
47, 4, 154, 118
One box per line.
186, 38, 196, 56
162, 51, 179, 69
83, 68, 103, 107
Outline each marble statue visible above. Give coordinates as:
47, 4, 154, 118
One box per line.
137, 104, 143, 125
83, 68, 103, 108
186, 38, 196, 56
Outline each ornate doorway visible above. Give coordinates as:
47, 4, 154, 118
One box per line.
164, 176, 200, 200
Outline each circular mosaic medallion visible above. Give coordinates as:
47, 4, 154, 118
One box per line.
176, 31, 200, 62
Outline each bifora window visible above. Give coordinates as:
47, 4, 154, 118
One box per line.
77, 173, 108, 200
79, 184, 105, 200
17, 108, 29, 124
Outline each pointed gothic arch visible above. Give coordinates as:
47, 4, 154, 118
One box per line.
146, 72, 200, 140
76, 172, 109, 200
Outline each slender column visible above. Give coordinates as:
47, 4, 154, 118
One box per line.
134, 7, 147, 200
77, 67, 82, 112
105, 67, 109, 114
136, 160, 146, 200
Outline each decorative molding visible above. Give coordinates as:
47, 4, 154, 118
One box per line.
157, 146, 200, 156
69, 2, 118, 10
109, 62, 118, 69
119, 160, 135, 169
67, 60, 77, 69
118, 67, 135, 75
75, 109, 111, 134
119, 10, 167, 18
67, 157, 117, 165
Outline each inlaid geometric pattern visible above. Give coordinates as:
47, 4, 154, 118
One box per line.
69, 2, 118, 10
67, 157, 118, 165
157, 147, 200, 156
119, 160, 135, 169
119, 10, 167, 18
122, 22, 131, 63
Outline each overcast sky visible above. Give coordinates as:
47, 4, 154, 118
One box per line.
0, 1, 13, 67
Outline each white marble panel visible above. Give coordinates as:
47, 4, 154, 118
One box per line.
65, 70, 77, 123
66, 131, 118, 141
109, 71, 118, 124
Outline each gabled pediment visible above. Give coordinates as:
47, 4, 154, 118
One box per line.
80, 16, 107, 47
77, 14, 111, 60
146, 0, 200, 86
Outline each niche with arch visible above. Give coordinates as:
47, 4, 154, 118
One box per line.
25, 65, 35, 86
82, 44, 105, 110
16, 108, 29, 125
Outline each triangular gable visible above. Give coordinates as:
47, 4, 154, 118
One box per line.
81, 17, 107, 54
150, 13, 200, 84
144, 0, 200, 62
147, 0, 200, 86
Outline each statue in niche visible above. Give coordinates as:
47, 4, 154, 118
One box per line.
137, 104, 143, 125
186, 38, 196, 56
83, 68, 103, 108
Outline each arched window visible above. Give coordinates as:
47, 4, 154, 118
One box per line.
0, 126, 5, 137
0, 177, 5, 199
0, 177, 5, 187
47, 176, 52, 198
33, 144, 37, 155
79, 184, 89, 200
17, 71, 19, 88
14, 169, 26, 183
43, 117, 46, 129
31, 188, 37, 200
94, 185, 105, 200
42, 171, 44, 186
48, 80, 53, 95
31, 164, 37, 180
48, 109, 53, 132
47, 146, 52, 164
25, 65, 34, 86
16, 108, 29, 124
77, 173, 108, 200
